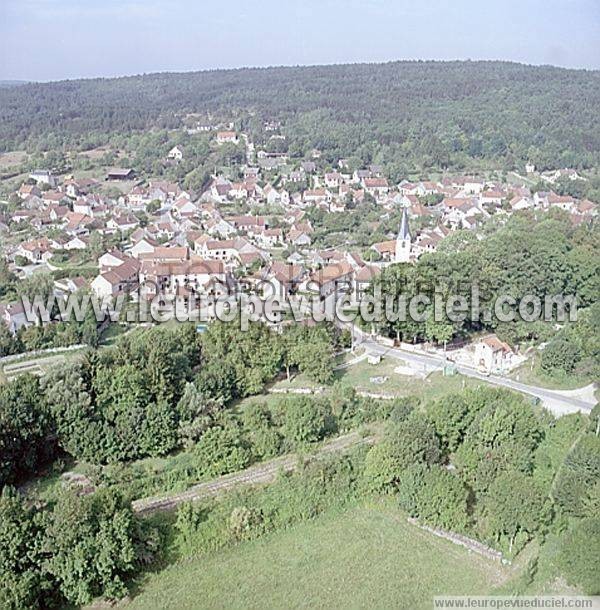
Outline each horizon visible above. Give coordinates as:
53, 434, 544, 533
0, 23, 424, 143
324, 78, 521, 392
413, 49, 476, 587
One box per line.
3, 57, 600, 86
1, 0, 599, 82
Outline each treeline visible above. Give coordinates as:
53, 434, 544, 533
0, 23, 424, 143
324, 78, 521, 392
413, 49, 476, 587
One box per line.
1, 61, 599, 172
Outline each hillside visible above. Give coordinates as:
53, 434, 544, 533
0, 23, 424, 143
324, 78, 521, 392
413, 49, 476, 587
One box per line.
0, 61, 599, 171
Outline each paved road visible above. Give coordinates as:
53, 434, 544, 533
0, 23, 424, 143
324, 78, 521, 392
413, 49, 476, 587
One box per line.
362, 339, 596, 416
133, 429, 377, 515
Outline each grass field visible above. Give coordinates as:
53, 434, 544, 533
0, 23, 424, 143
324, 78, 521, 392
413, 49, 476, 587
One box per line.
125, 502, 510, 610
270, 357, 486, 402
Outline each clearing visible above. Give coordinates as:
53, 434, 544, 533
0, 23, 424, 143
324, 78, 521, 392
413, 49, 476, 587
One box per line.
124, 501, 510, 610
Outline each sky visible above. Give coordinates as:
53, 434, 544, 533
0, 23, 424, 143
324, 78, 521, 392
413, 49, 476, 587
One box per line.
1, 0, 599, 82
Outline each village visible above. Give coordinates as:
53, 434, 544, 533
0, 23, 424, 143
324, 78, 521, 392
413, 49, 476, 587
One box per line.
0, 124, 597, 375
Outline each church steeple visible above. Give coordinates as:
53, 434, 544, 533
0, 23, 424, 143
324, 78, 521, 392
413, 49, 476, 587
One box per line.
395, 205, 412, 263
398, 205, 411, 241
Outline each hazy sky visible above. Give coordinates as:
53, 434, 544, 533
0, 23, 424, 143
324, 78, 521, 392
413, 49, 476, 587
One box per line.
1, 0, 599, 81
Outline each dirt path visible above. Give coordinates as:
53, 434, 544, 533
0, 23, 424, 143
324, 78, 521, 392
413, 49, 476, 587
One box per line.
132, 429, 377, 515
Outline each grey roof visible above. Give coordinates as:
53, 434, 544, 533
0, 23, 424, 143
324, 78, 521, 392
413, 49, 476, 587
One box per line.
398, 205, 411, 241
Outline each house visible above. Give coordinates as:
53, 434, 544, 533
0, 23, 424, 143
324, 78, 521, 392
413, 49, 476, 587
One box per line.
509, 195, 533, 211
105, 168, 135, 181
107, 214, 138, 234
287, 228, 312, 247
324, 172, 343, 188
127, 236, 159, 259
139, 246, 189, 264
575, 199, 597, 217
249, 262, 304, 299
306, 261, 353, 299
172, 197, 198, 218
363, 177, 389, 197
480, 190, 504, 206
547, 194, 576, 212
64, 212, 93, 236
128, 186, 151, 209
167, 145, 184, 161
91, 258, 140, 298
64, 178, 97, 198
54, 276, 88, 294
139, 257, 226, 300
18, 184, 41, 200
29, 170, 58, 187
16, 238, 53, 264
42, 191, 69, 206
216, 131, 238, 144
353, 264, 381, 303
303, 189, 331, 204
72, 198, 93, 216
463, 178, 484, 195
98, 249, 130, 272
257, 228, 283, 249
0, 302, 32, 334
474, 335, 518, 374
64, 235, 89, 251
370, 239, 396, 261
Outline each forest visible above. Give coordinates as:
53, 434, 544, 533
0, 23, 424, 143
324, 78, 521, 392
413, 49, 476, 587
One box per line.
1, 61, 599, 173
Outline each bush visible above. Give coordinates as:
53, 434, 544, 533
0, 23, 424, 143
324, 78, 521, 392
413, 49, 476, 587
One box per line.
397, 464, 469, 531
282, 396, 331, 446
193, 425, 252, 478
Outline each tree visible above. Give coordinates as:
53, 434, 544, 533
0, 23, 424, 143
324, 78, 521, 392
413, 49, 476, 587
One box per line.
397, 464, 469, 531
363, 414, 441, 492
541, 337, 582, 374
284, 325, 335, 384
45, 489, 137, 606
479, 470, 549, 554
282, 396, 330, 445
0, 488, 51, 610
553, 433, 600, 516
428, 389, 491, 453
454, 394, 544, 492
558, 518, 600, 595
193, 424, 252, 477
0, 375, 52, 486
176, 382, 220, 446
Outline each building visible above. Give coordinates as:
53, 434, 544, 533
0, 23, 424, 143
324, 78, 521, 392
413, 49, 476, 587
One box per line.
395, 206, 412, 263
474, 335, 517, 373
29, 170, 58, 187
167, 145, 184, 161
105, 168, 135, 181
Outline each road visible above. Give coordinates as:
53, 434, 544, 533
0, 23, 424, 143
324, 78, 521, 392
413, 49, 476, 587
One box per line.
133, 429, 377, 515
362, 339, 596, 416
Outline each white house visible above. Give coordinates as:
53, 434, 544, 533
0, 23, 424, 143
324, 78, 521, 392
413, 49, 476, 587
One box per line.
167, 145, 184, 161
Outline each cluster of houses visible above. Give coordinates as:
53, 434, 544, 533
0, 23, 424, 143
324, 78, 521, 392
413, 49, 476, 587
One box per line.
0, 138, 597, 340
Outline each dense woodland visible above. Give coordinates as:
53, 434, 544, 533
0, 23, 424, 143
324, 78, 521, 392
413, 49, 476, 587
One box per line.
1, 61, 600, 173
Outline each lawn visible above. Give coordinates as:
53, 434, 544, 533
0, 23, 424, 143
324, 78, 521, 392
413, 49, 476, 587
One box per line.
125, 501, 510, 610
508, 351, 593, 390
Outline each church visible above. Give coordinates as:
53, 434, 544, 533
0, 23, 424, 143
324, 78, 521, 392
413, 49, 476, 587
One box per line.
395, 205, 412, 263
